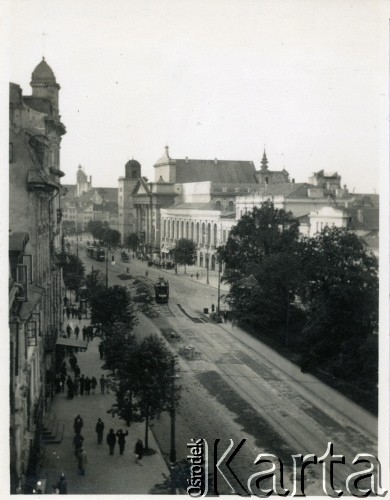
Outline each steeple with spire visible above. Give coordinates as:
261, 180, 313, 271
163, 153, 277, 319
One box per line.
260, 149, 268, 171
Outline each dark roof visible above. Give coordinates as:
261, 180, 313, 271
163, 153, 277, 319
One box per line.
348, 208, 379, 230
171, 159, 257, 184
254, 182, 312, 198
31, 58, 57, 84
95, 187, 118, 202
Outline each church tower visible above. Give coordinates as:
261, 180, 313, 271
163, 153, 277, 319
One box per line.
30, 57, 60, 118
118, 159, 142, 244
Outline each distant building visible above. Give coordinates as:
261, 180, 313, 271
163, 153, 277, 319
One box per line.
9, 59, 66, 493
255, 150, 290, 186
62, 166, 118, 231
132, 146, 258, 258
118, 159, 142, 244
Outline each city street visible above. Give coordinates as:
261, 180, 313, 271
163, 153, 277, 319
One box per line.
40, 308, 169, 494
74, 238, 378, 495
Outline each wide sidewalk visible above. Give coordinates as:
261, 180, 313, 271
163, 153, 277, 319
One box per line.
41, 315, 169, 494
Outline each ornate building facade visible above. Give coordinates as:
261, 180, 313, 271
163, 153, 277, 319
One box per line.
9, 59, 66, 493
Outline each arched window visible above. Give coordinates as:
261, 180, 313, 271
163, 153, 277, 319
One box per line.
181, 221, 184, 239
191, 222, 194, 241
163, 220, 166, 238
215, 200, 222, 211
186, 221, 189, 239
168, 220, 171, 238
177, 221, 180, 240
199, 252, 203, 267
228, 200, 234, 211
207, 223, 211, 245
213, 224, 217, 245
172, 220, 175, 239
196, 223, 199, 243
211, 254, 216, 271
202, 223, 205, 245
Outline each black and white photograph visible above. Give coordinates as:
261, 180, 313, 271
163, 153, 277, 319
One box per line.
3, 0, 389, 496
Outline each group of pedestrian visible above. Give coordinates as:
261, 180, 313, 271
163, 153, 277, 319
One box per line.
65, 324, 94, 342
104, 426, 143, 462
73, 415, 87, 476
64, 305, 82, 321
66, 373, 98, 399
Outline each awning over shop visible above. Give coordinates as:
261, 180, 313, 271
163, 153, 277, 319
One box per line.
56, 338, 88, 351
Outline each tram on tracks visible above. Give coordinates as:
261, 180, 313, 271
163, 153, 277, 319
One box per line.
154, 277, 169, 303
86, 246, 106, 261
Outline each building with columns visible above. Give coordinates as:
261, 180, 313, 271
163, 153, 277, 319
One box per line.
9, 59, 66, 493
131, 146, 258, 259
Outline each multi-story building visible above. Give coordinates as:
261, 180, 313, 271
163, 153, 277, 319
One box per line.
132, 146, 258, 259
118, 159, 141, 244
62, 166, 118, 232
9, 59, 66, 493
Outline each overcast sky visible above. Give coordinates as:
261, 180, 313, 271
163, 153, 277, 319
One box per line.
6, 0, 388, 193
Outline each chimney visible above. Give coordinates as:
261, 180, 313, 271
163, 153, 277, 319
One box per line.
214, 158, 218, 165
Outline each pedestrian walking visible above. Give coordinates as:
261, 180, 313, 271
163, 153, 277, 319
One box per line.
223, 310, 228, 323
74, 375, 80, 396
79, 375, 85, 396
100, 375, 106, 394
69, 354, 77, 371
106, 429, 116, 455
73, 433, 84, 456
71, 306, 76, 319
91, 376, 97, 395
78, 310, 82, 321
196, 272, 199, 280
85, 376, 91, 395
77, 447, 87, 476
55, 374, 61, 393
82, 326, 87, 342
98, 343, 104, 360
63, 296, 69, 307
66, 324, 72, 338
74, 325, 80, 340
116, 429, 129, 455
54, 472, 67, 494
60, 373, 66, 393
135, 439, 144, 465
66, 307, 71, 320
66, 376, 74, 400
74, 415, 83, 435
95, 418, 104, 444
74, 364, 81, 377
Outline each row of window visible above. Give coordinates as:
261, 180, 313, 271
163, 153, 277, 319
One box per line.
161, 219, 228, 245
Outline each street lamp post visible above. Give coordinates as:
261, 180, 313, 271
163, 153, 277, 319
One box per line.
217, 259, 222, 315
206, 249, 209, 285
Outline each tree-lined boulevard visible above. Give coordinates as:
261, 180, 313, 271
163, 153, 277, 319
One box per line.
64, 223, 378, 495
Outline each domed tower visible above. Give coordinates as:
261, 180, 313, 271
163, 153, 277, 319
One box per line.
76, 165, 92, 197
118, 158, 142, 244
125, 158, 141, 180
30, 57, 60, 117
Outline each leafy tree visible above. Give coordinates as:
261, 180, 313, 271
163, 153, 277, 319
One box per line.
298, 227, 378, 364
173, 238, 197, 274
135, 335, 179, 450
89, 285, 136, 330
218, 202, 300, 332
83, 270, 105, 303
102, 228, 121, 248
87, 220, 108, 241
61, 254, 85, 294
125, 233, 140, 252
